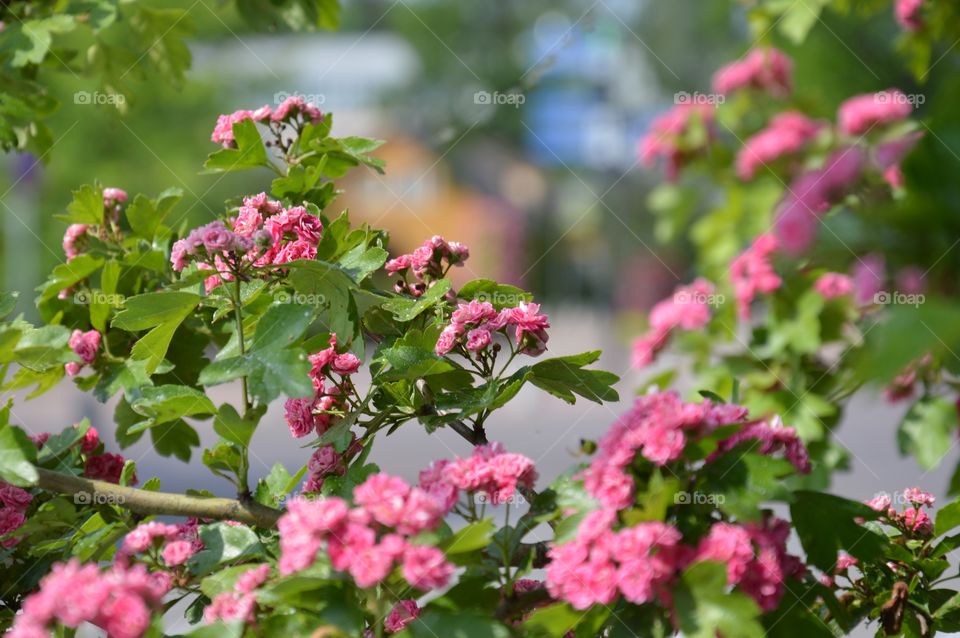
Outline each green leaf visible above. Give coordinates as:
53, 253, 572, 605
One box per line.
203, 119, 268, 173
177, 621, 244, 638
188, 522, 266, 575
113, 291, 201, 374
528, 351, 619, 404
790, 490, 888, 571
339, 244, 388, 283
150, 419, 200, 462
674, 562, 764, 638
382, 279, 452, 322
936, 500, 960, 537
200, 348, 313, 406
203, 442, 244, 479
125, 188, 182, 240
0, 422, 38, 486
404, 609, 511, 638
441, 519, 494, 555
2, 15, 77, 68
250, 303, 315, 352
37, 255, 104, 301
213, 403, 261, 448
254, 462, 293, 507
899, 397, 957, 470
130, 384, 215, 429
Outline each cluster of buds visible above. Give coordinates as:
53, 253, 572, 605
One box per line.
385, 235, 469, 297
865, 488, 935, 536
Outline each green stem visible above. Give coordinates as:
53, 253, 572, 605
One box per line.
232, 276, 251, 496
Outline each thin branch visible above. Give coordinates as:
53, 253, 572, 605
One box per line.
35, 468, 281, 528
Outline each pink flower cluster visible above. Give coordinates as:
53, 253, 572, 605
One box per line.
708, 416, 811, 474
736, 111, 821, 180
694, 517, 805, 611
546, 510, 804, 613
423, 442, 538, 506
210, 97, 322, 147
435, 299, 550, 357
631, 278, 716, 369
0, 481, 31, 548
895, 0, 925, 30
384, 599, 421, 633
7, 560, 171, 638
83, 451, 133, 485
581, 391, 750, 509
730, 233, 782, 319
814, 272, 854, 299
204, 564, 271, 624
120, 518, 204, 567
61, 187, 127, 263
385, 235, 469, 296
171, 194, 324, 293
278, 473, 456, 591
62, 224, 88, 262
712, 47, 793, 97
65, 329, 101, 377
866, 488, 935, 536
638, 103, 714, 181
838, 91, 913, 136
545, 510, 684, 610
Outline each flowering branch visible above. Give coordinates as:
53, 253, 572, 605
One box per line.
34, 467, 281, 528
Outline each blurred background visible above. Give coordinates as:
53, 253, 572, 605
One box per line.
0, 0, 955, 536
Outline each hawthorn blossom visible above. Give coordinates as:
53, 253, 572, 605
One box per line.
210, 107, 271, 147
638, 103, 714, 181
709, 416, 812, 474
838, 91, 913, 136
712, 47, 793, 97
852, 253, 886, 305
895, 0, 924, 31
62, 224, 89, 261
439, 443, 538, 505
384, 600, 420, 633
84, 452, 131, 485
631, 278, 716, 368
814, 272, 854, 299
435, 299, 550, 357
386, 235, 470, 295
736, 111, 821, 180
204, 564, 271, 624
730, 234, 781, 319
7, 560, 170, 638
65, 329, 101, 376
0, 507, 26, 548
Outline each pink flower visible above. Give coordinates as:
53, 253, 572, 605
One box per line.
466, 327, 492, 352
903, 487, 935, 507
695, 523, 755, 584
355, 474, 411, 528
838, 91, 913, 136
272, 239, 317, 265
730, 234, 781, 319
385, 255, 412, 274
83, 452, 129, 484
632, 279, 716, 369
68, 329, 101, 365
79, 425, 100, 454
233, 207, 263, 237
331, 352, 361, 375
62, 224, 89, 261
901, 507, 933, 535
442, 445, 537, 504
102, 188, 128, 205
435, 326, 460, 356
0, 482, 32, 510
402, 545, 454, 590
895, 0, 924, 30
501, 301, 550, 356
713, 47, 792, 97
0, 508, 26, 547
204, 592, 257, 624
814, 272, 854, 299
284, 397, 319, 438
122, 521, 180, 554
418, 460, 459, 511
199, 221, 236, 252
709, 416, 811, 474
452, 300, 499, 326
277, 497, 349, 575
638, 103, 714, 181
736, 111, 821, 180
161, 540, 197, 566
852, 253, 886, 305
307, 444, 345, 479
211, 109, 261, 147
835, 553, 859, 572
385, 600, 420, 634
235, 564, 271, 594
272, 96, 323, 123
866, 493, 892, 513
